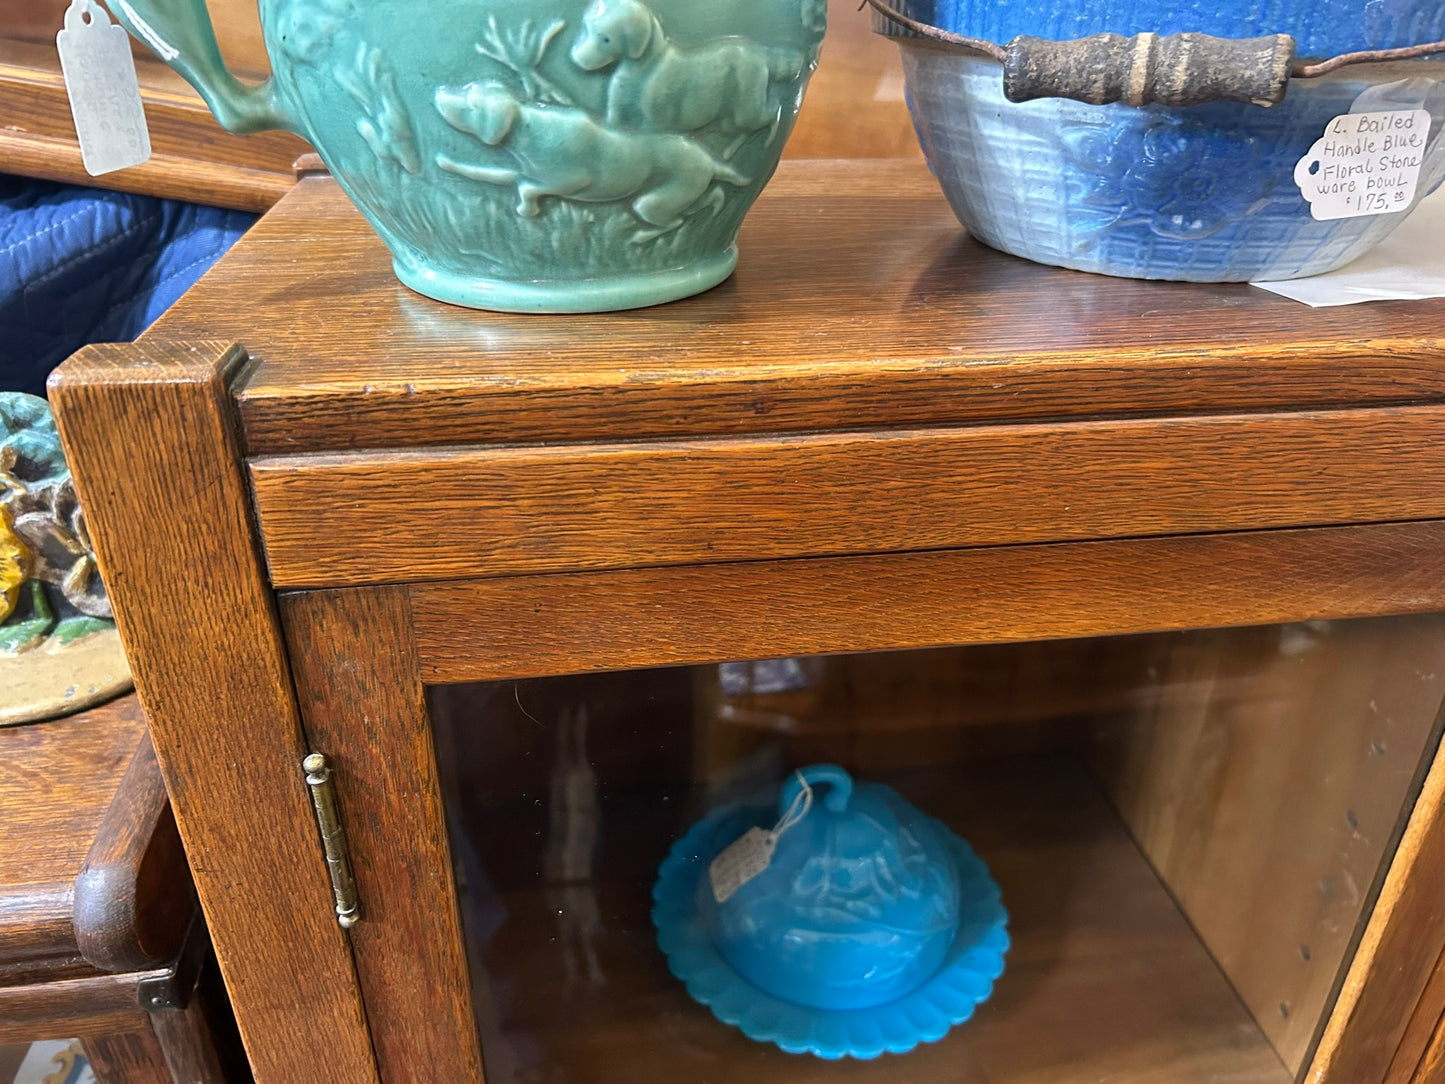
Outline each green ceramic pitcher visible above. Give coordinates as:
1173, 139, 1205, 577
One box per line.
105, 0, 827, 311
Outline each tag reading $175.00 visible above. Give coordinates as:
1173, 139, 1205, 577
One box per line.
1294, 109, 1430, 221
56, 0, 152, 176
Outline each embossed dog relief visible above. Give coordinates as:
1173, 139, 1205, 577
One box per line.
57, 0, 152, 176
1295, 110, 1431, 221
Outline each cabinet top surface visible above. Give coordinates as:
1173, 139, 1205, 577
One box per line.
0, 695, 142, 916
142, 159, 1445, 454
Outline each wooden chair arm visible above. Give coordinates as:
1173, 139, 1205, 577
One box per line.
74, 735, 193, 972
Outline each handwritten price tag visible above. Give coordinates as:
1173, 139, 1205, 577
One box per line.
708, 771, 815, 904
57, 0, 151, 176
1295, 109, 1431, 221
709, 827, 777, 904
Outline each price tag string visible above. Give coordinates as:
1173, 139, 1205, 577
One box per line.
708, 771, 814, 904
773, 770, 814, 840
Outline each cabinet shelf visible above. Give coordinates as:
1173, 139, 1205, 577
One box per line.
451, 757, 1290, 1084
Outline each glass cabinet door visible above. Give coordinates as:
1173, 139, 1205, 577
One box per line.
427, 613, 1445, 1083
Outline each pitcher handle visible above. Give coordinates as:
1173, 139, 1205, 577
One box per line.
102, 0, 295, 133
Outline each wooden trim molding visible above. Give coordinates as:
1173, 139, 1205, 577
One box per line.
0, 37, 305, 211
252, 406, 1445, 590
280, 587, 485, 1083
1308, 712, 1445, 1082
408, 520, 1445, 684
49, 342, 378, 1084
0, 971, 160, 1042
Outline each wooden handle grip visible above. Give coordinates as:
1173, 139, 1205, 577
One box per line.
1002, 32, 1296, 107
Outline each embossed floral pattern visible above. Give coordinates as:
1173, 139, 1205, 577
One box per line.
1062, 113, 1284, 241
337, 43, 421, 174
273, 0, 352, 65
0, 505, 27, 624
654, 794, 1008, 1058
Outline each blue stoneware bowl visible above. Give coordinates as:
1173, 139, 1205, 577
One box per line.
886, 2, 1445, 281
901, 0, 1445, 57
653, 764, 1009, 1058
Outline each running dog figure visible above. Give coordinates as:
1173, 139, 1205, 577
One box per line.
435, 83, 750, 239
570, 0, 807, 157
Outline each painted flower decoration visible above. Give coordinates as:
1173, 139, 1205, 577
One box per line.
0, 393, 114, 646
0, 504, 28, 624
1064, 112, 1282, 242
7, 474, 111, 620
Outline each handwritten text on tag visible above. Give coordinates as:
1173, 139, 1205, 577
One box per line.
57, 0, 152, 176
707, 771, 814, 904
709, 827, 777, 904
1295, 110, 1430, 221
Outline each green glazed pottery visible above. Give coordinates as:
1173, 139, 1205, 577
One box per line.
104, 0, 828, 311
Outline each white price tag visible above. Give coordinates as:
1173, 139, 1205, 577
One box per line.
1295, 109, 1431, 221
709, 827, 777, 904
708, 771, 814, 904
56, 0, 152, 176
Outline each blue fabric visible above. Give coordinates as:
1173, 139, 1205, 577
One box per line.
0, 176, 254, 397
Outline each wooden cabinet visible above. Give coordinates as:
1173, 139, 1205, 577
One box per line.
47, 159, 1445, 1084
0, 695, 240, 1081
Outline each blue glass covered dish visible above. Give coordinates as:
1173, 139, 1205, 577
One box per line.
653, 764, 1008, 1058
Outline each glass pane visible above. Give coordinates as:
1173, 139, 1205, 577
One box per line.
429, 614, 1445, 1083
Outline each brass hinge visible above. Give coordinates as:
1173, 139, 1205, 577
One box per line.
303, 753, 360, 928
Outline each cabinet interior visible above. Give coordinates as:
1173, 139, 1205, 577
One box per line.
427, 614, 1445, 1083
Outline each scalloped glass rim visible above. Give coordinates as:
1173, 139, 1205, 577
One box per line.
652, 797, 1010, 1059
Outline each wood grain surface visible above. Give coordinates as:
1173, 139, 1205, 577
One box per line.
0, 695, 145, 980
280, 586, 485, 1083
1091, 617, 1445, 1073
84, 981, 233, 1084
410, 520, 1445, 684
147, 998, 231, 1084
48, 342, 377, 1084
1390, 944, 1445, 1082
74, 736, 191, 973
0, 13, 307, 211
0, 971, 159, 1041
131, 167, 1445, 455
1307, 714, 1445, 1084
786, 0, 919, 158
85, 1027, 174, 1084
253, 406, 1445, 589
69, 145, 1445, 1081
0, 885, 78, 981
0, 0, 271, 77
1408, 1007, 1445, 1083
